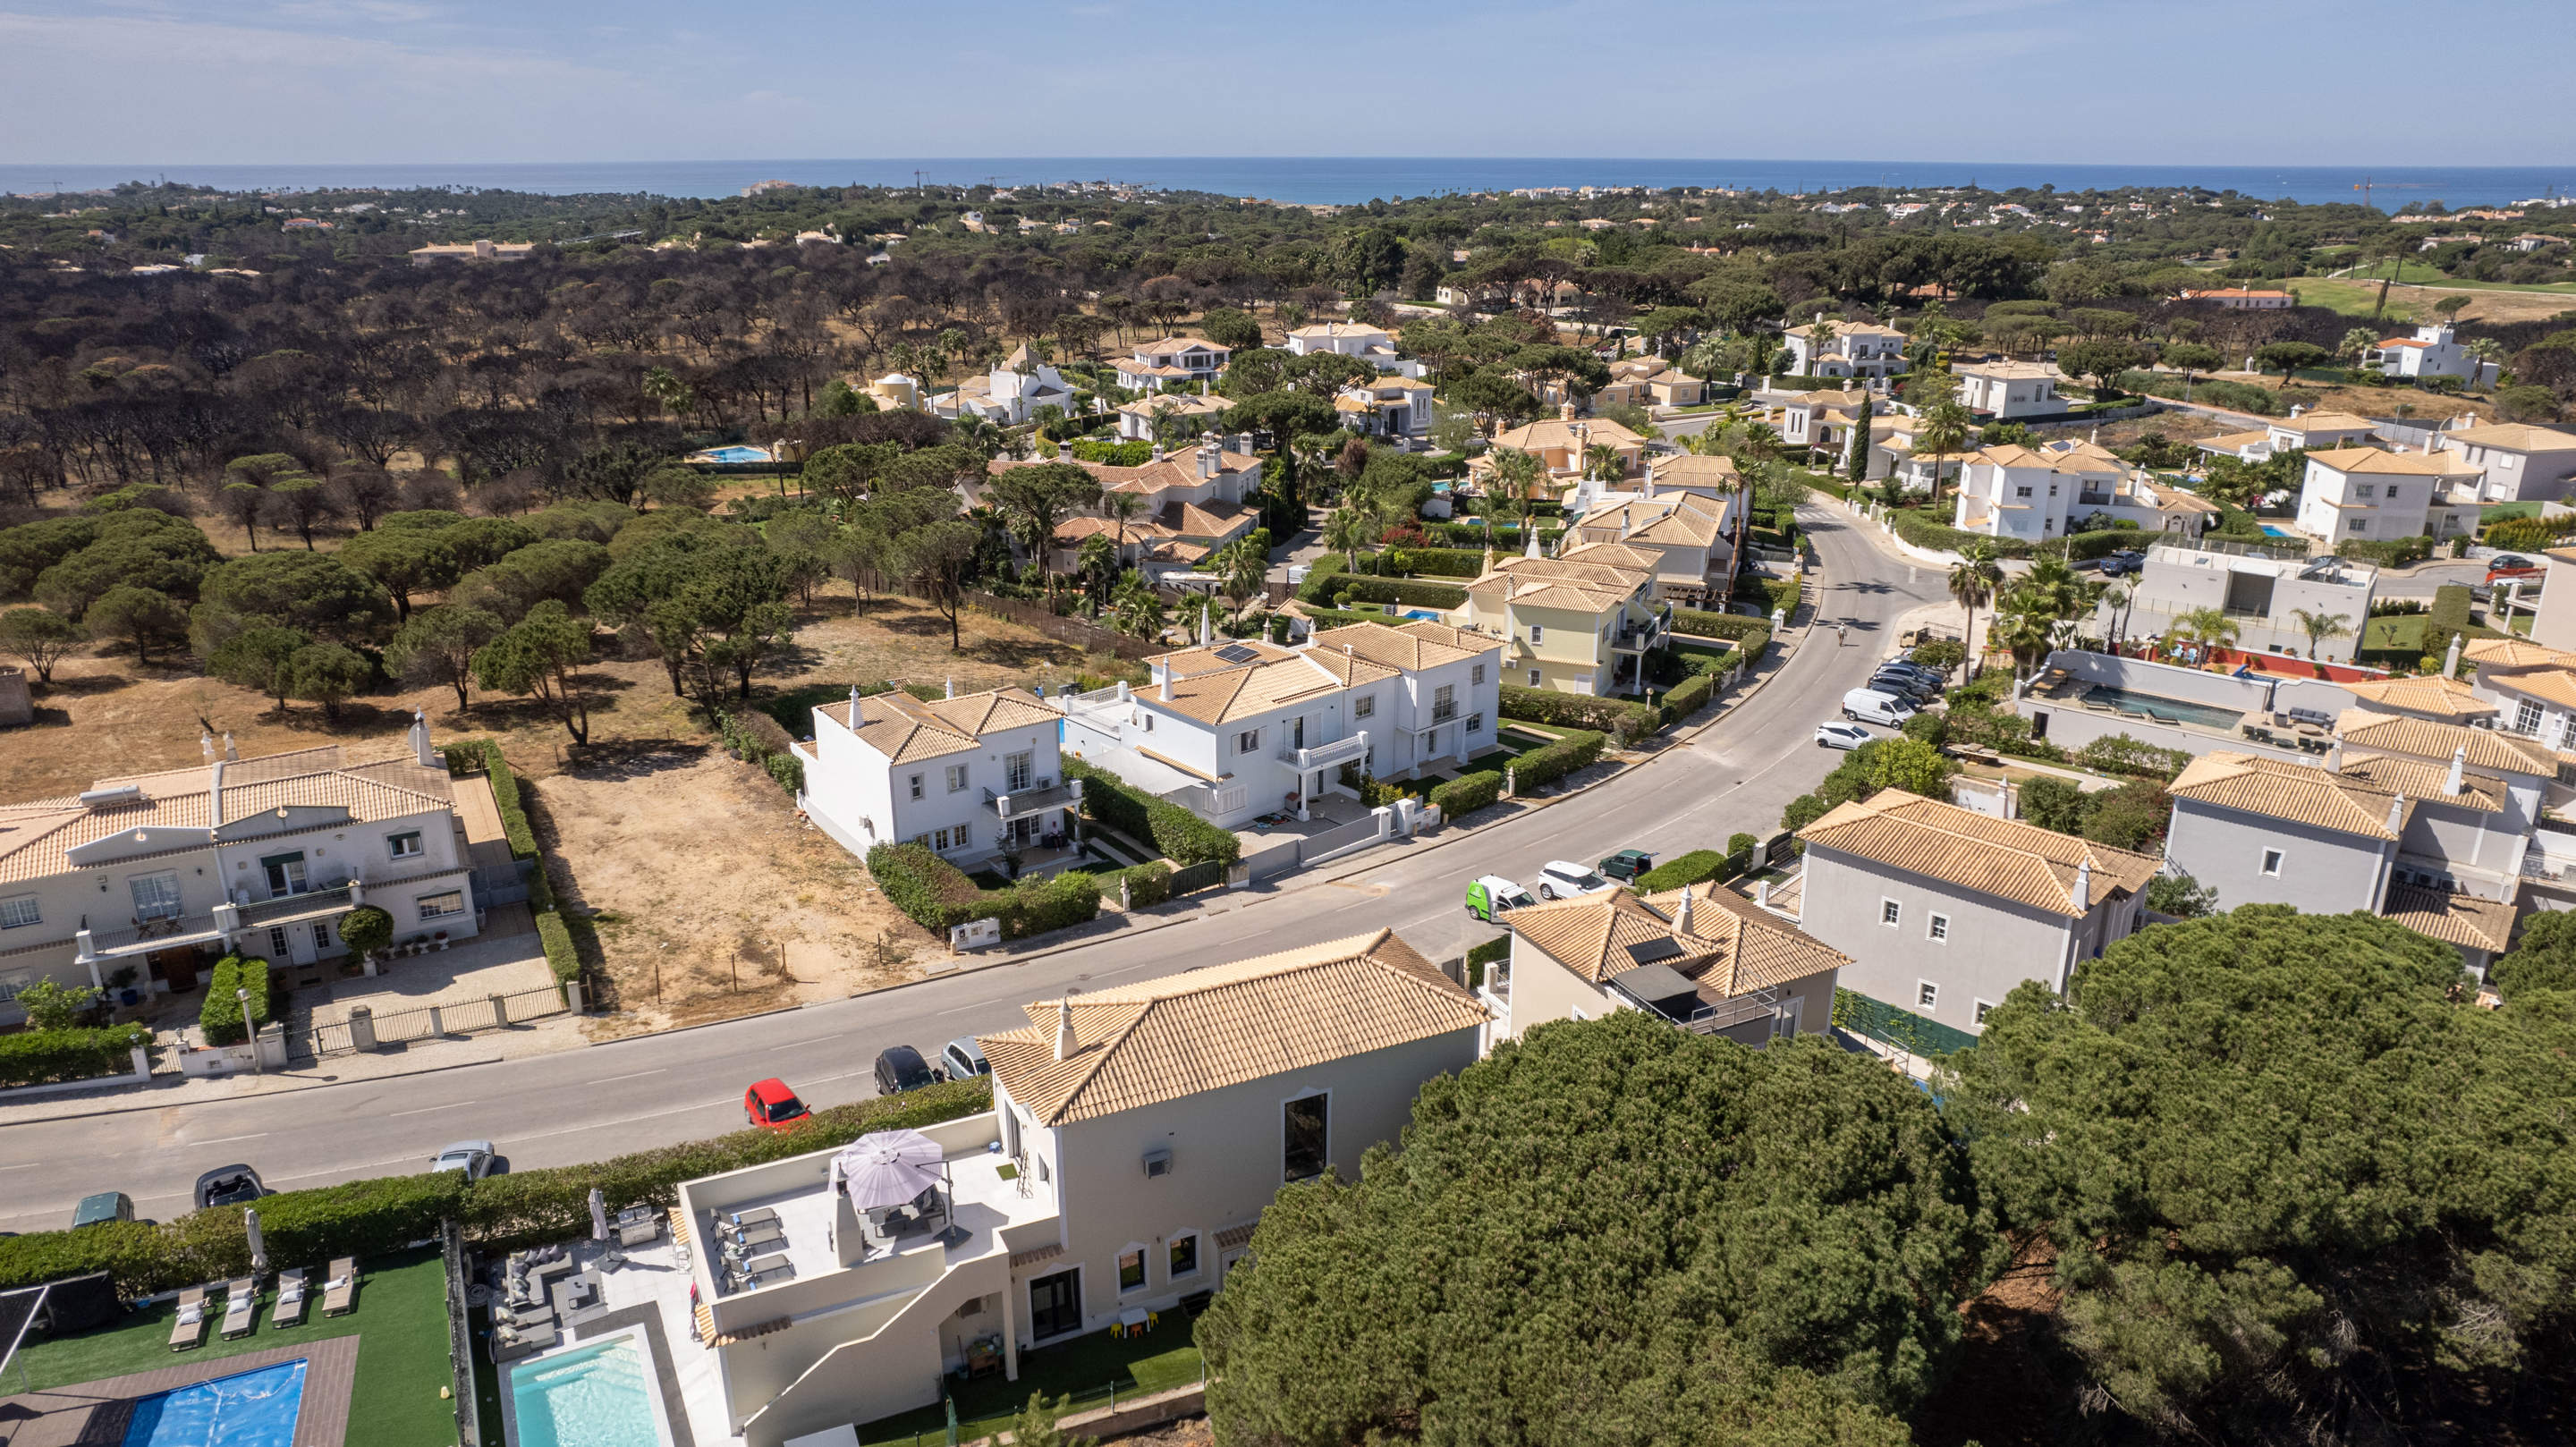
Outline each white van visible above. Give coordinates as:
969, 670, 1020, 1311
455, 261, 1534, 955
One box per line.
1841, 688, 1917, 727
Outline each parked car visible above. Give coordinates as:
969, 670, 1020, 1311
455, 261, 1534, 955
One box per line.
743, 1078, 811, 1133
938, 1037, 990, 1080
1868, 672, 1939, 704
2487, 554, 2540, 584
1535, 860, 1616, 901
1843, 689, 1918, 727
71, 1192, 146, 1229
1815, 721, 1874, 750
1464, 875, 1537, 921
2097, 549, 2147, 577
1875, 659, 1945, 684
192, 1164, 267, 1209
875, 1046, 937, 1096
1597, 849, 1656, 884
429, 1141, 498, 1180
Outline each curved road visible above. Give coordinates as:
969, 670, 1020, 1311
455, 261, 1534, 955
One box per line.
0, 504, 1945, 1232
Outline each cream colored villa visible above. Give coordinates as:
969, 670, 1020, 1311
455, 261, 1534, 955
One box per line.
1448, 540, 1669, 696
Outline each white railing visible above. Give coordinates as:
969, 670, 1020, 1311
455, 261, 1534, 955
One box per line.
1276, 732, 1370, 772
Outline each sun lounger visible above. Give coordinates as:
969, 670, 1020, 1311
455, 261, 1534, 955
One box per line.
323, 1257, 358, 1316
169, 1286, 211, 1351
272, 1267, 309, 1329
220, 1277, 258, 1339
497, 1321, 560, 1354
724, 1206, 780, 1231
723, 1223, 785, 1255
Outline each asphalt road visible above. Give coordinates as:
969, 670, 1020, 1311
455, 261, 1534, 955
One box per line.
0, 504, 1946, 1233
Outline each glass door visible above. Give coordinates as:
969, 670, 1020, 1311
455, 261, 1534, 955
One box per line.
262, 852, 309, 897
1028, 1267, 1082, 1341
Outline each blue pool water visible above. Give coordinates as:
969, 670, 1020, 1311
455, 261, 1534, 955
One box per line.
1401, 608, 1443, 621
2259, 524, 2296, 537
2078, 686, 2249, 732
510, 1335, 667, 1447
697, 444, 770, 464
122, 1358, 306, 1447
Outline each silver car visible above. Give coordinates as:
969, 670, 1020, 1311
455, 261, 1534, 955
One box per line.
431, 1140, 498, 1180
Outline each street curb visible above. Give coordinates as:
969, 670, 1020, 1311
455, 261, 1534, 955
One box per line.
0, 1049, 513, 1128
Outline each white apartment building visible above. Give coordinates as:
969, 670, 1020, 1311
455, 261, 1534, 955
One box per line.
1778, 317, 1910, 384
796, 686, 1078, 869
2292, 446, 2487, 545
1953, 360, 2062, 419
2108, 543, 2378, 663
0, 721, 482, 1022
1949, 441, 2216, 542
2369, 323, 2499, 387
2432, 419, 2576, 503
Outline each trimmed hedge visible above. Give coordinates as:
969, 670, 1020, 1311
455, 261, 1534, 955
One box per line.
1499, 686, 1659, 744
1335, 575, 1470, 611
1064, 757, 1241, 866
1633, 850, 1731, 893
1294, 555, 1349, 605
536, 910, 579, 986
1661, 670, 1719, 723
2073, 732, 2191, 781
1465, 934, 1512, 989
1511, 729, 1607, 790
444, 738, 576, 989
865, 841, 1104, 941
0, 1024, 149, 1089
197, 955, 275, 1046
1429, 770, 1504, 819
0, 1078, 992, 1296
1117, 861, 1173, 909
1673, 611, 1773, 661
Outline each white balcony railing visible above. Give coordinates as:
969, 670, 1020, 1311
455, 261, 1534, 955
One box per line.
1276, 732, 1370, 772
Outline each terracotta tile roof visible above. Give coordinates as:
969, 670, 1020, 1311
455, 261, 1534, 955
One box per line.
1511, 879, 1845, 1002
2484, 667, 2576, 713
1646, 453, 1741, 489
1140, 644, 1389, 725
2463, 637, 2576, 670
2275, 410, 2379, 434
1797, 790, 2161, 916
2195, 429, 2275, 452
1307, 621, 1496, 672
2341, 673, 2498, 722
2337, 750, 2504, 813
1132, 336, 1231, 359
2168, 750, 2409, 838
821, 688, 1058, 764
2334, 708, 2558, 776
1113, 393, 1230, 419
1470, 548, 1656, 612
2381, 885, 2517, 954
1646, 881, 1850, 994
1570, 493, 1726, 548
2305, 447, 2480, 477
1394, 619, 1506, 657
1956, 360, 2060, 380
979, 929, 1485, 1125
2441, 422, 2576, 452
1489, 417, 1649, 455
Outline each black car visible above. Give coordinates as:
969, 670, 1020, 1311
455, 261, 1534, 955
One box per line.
874, 1045, 936, 1096
193, 1164, 267, 1210
1869, 671, 1939, 702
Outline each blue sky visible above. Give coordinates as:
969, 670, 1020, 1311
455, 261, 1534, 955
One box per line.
4, 0, 2571, 166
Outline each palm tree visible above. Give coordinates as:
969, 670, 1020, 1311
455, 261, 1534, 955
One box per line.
1100, 489, 1146, 564
2172, 605, 2241, 662
2290, 606, 2352, 660
1946, 544, 2003, 681
1915, 400, 1971, 507
2466, 337, 2506, 391
2340, 327, 2380, 370
2099, 583, 2132, 648
1736, 420, 1782, 464
1323, 503, 1377, 570
1110, 572, 1165, 639
1584, 443, 1622, 483
1489, 446, 1543, 512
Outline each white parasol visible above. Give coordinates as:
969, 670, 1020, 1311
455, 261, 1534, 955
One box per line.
589, 1188, 610, 1242
833, 1130, 945, 1212
244, 1207, 267, 1276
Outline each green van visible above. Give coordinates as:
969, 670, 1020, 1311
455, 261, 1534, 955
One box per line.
1464, 876, 1537, 922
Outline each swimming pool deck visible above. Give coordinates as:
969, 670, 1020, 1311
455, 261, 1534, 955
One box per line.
0, 1337, 355, 1447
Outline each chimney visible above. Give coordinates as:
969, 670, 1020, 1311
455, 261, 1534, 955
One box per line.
1757, 877, 1772, 909
410, 709, 435, 768
209, 757, 226, 826
945, 676, 955, 699
2445, 745, 2465, 796
1151, 443, 1165, 462
200, 731, 216, 763
223, 732, 239, 762
1559, 402, 1578, 423
1642, 473, 1656, 500
1674, 886, 1693, 935
848, 684, 860, 716
2326, 738, 2343, 773
1197, 438, 1219, 481
2443, 632, 2462, 678
2386, 791, 2406, 834
1053, 1000, 1077, 1061
1524, 527, 1542, 559
1198, 608, 1212, 648
1158, 664, 1174, 702
2071, 859, 2091, 911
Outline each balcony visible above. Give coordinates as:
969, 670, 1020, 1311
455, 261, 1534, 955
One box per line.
1429, 700, 1459, 724
237, 884, 356, 929
983, 781, 1075, 820
1277, 732, 1370, 772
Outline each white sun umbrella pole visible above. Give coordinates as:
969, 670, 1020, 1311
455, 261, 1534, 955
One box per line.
244, 1207, 267, 1279
590, 1188, 623, 1269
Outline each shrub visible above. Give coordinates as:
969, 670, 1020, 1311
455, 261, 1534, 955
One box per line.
1886, 509, 2037, 559
1499, 686, 1659, 743
1634, 850, 1729, 893
866, 841, 1104, 941
1511, 730, 1607, 790
1294, 554, 1349, 605
443, 739, 539, 862
2335, 533, 2436, 567
716, 709, 804, 797
536, 910, 579, 986
337, 905, 394, 960
1671, 610, 1772, 661
1065, 757, 1241, 866
1464, 935, 1512, 989
1429, 770, 1504, 819
1335, 575, 1470, 611
2073, 732, 2191, 780
197, 955, 275, 1046
1660, 670, 1717, 724
1117, 861, 1173, 908
0, 1024, 150, 1088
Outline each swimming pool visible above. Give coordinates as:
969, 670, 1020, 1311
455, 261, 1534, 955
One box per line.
122, 1358, 306, 1447
509, 1333, 672, 1447
697, 444, 770, 464
2076, 686, 2247, 732
1401, 608, 1444, 621
2259, 524, 2296, 537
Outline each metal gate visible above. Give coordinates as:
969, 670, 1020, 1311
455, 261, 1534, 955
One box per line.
304, 1020, 356, 1058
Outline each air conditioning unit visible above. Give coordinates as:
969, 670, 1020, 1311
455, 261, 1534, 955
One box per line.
1141, 1148, 1174, 1179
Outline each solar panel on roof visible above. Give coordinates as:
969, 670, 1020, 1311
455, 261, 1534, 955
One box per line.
1212, 644, 1261, 664
1623, 938, 1682, 966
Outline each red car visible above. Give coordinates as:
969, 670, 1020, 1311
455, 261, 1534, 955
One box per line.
743, 1078, 809, 1133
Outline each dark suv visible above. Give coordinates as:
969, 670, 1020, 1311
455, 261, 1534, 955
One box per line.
875, 1046, 936, 1096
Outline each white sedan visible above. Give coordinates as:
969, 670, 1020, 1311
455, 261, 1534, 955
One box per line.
1815, 722, 1874, 751
1535, 861, 1617, 901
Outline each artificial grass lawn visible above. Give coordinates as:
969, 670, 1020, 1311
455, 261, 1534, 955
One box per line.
858, 1317, 1204, 1446
13, 1248, 460, 1447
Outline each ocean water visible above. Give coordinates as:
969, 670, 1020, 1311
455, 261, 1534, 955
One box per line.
4, 158, 2572, 210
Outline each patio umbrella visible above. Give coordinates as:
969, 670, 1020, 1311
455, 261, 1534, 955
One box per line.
589, 1188, 610, 1243
244, 1207, 267, 1276
834, 1130, 945, 1212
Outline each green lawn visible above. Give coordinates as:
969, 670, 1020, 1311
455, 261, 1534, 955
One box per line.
2361, 614, 2430, 654
12, 1248, 460, 1447
858, 1318, 1204, 1446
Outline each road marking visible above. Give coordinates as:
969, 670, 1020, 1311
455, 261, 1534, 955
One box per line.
589, 1069, 667, 1085
195, 1132, 268, 1146
388, 1100, 477, 1117
0, 1162, 42, 1172
777, 1036, 839, 1048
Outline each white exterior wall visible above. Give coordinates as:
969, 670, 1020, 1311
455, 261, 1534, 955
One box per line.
801, 704, 1065, 866
2440, 438, 2576, 503
2165, 803, 2391, 914
2294, 460, 2456, 544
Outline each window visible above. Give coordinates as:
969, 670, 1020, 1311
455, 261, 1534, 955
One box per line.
945, 764, 969, 793
1005, 751, 1034, 791
2385, 487, 2402, 503
2350, 519, 2369, 534
311, 922, 333, 953
931, 825, 973, 852
268, 927, 292, 959
1974, 999, 1996, 1027
386, 831, 423, 860
0, 895, 37, 930
416, 890, 467, 919
1928, 913, 1950, 943
1236, 729, 1261, 754
2355, 484, 2375, 499
1528, 669, 1541, 686
1432, 683, 1456, 721
1529, 624, 1545, 644
131, 871, 182, 922
2260, 849, 2284, 876
1117, 1248, 1147, 1293
1471, 663, 1487, 685
1880, 899, 1901, 927
2515, 699, 2543, 735
1917, 981, 1939, 1011
1467, 714, 1485, 734
2014, 486, 2033, 499
260, 852, 307, 897
1170, 1233, 1199, 1278
909, 774, 925, 801
1352, 694, 1375, 720
1283, 1093, 1328, 1181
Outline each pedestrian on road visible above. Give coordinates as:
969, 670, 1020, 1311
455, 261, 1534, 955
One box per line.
1837, 622, 1850, 647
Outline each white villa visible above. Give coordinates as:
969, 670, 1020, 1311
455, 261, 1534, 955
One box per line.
2292, 446, 2486, 546
0, 721, 482, 1023
1492, 881, 1846, 1048
1952, 360, 2062, 419
1333, 375, 1436, 446
1113, 391, 1230, 443
2369, 323, 2499, 388
1948, 441, 2220, 541
2431, 419, 2576, 503
795, 686, 1080, 871
932, 344, 1079, 427
1778, 317, 1909, 385
1112, 337, 1231, 394
1031, 439, 1266, 576
1284, 323, 1425, 377
2192, 408, 2382, 464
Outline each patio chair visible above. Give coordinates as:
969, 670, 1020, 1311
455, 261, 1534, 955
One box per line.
323, 1257, 359, 1316
724, 1206, 780, 1231
272, 1267, 310, 1329
168, 1285, 211, 1351
219, 1277, 257, 1339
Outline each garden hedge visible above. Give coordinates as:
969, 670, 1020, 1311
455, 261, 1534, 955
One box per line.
1428, 770, 1504, 820
865, 842, 1103, 941
1116, 861, 1173, 909
197, 955, 275, 1046
1499, 686, 1659, 744
1633, 850, 1732, 893
2072, 732, 2192, 781
0, 1078, 993, 1296
0, 1024, 150, 1089
1064, 758, 1241, 866
1510, 729, 1607, 790
443, 738, 577, 989
1660, 670, 1718, 724
1672, 611, 1772, 658
1465, 935, 1512, 989
1294, 555, 1349, 605
1345, 546, 1488, 580
1335, 576, 1470, 611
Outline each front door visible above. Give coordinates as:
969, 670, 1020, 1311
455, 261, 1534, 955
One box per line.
1289, 717, 1304, 750
149, 945, 200, 994
1028, 1267, 1081, 1341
